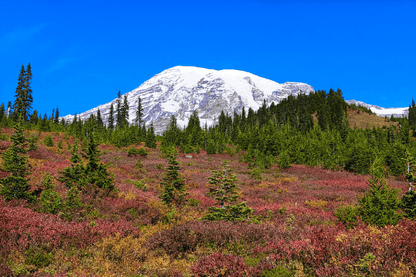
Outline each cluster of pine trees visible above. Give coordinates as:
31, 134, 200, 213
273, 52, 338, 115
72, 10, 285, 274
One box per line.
2, 64, 415, 177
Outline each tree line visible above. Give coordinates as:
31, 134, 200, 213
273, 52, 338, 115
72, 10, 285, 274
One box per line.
2, 64, 416, 177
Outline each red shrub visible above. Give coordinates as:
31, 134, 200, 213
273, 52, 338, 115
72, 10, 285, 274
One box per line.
190, 252, 260, 277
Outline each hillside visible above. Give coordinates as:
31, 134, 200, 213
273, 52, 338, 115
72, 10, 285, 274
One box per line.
0, 127, 414, 276
347, 108, 399, 129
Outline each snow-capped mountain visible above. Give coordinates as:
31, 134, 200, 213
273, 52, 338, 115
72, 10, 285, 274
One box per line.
346, 100, 408, 118
62, 66, 314, 134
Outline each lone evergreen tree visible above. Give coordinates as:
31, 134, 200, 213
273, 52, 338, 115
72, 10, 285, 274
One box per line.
159, 149, 188, 206
54, 106, 60, 124
12, 64, 33, 122
0, 115, 34, 201
358, 157, 402, 227
203, 161, 252, 222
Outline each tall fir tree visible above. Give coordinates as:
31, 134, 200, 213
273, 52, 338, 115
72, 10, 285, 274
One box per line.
116, 90, 122, 127
54, 106, 60, 124
121, 95, 129, 127
135, 97, 144, 126
108, 104, 114, 130
12, 65, 26, 121
0, 116, 34, 201
96, 108, 104, 129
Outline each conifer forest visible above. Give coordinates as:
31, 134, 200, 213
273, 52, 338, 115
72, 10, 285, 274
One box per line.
2, 64, 416, 276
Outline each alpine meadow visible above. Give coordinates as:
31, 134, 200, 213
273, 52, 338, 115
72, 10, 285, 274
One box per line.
2, 63, 416, 277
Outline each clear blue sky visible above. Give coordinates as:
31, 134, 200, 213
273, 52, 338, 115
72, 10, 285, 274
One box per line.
1, 0, 415, 117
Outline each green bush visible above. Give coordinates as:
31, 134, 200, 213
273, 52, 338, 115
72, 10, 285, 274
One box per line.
44, 135, 54, 147
138, 147, 148, 157
25, 248, 53, 268
251, 168, 262, 180
261, 266, 295, 277
57, 139, 63, 149
277, 151, 291, 169
134, 180, 147, 191
127, 147, 140, 157
334, 204, 359, 229
401, 190, 416, 219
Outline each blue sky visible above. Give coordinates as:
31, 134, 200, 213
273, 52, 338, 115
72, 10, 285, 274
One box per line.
0, 0, 415, 117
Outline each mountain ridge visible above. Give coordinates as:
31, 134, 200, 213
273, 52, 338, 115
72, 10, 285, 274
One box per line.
62, 66, 408, 134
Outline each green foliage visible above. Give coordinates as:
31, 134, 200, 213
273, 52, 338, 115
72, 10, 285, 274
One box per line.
135, 158, 143, 169
251, 168, 262, 180
358, 158, 402, 227
127, 147, 140, 157
277, 151, 291, 169
0, 116, 34, 202
57, 139, 63, 149
138, 147, 148, 157
401, 190, 416, 219
134, 179, 147, 191
39, 173, 63, 214
334, 204, 359, 229
203, 161, 252, 222
25, 247, 53, 268
260, 266, 295, 277
159, 150, 189, 206
44, 135, 54, 147
64, 186, 82, 211
58, 134, 115, 193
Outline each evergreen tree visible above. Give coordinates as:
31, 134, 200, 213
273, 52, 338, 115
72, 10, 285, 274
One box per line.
54, 106, 60, 124
39, 173, 63, 214
83, 133, 115, 191
145, 122, 157, 148
96, 108, 103, 129
12, 63, 34, 122
0, 103, 4, 123
120, 95, 129, 127
135, 96, 144, 126
0, 116, 34, 201
203, 161, 252, 222
116, 90, 122, 127
108, 104, 115, 130
358, 158, 402, 227
185, 110, 203, 146
162, 115, 181, 147
57, 141, 87, 189
159, 149, 188, 206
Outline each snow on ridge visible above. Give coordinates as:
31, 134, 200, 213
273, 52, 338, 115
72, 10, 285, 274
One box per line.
62, 65, 314, 134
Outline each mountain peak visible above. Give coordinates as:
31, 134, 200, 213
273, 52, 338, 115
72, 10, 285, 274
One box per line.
62, 66, 315, 134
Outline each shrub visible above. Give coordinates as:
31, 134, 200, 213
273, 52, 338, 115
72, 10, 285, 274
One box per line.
44, 135, 54, 147
138, 147, 148, 157
277, 151, 291, 169
261, 266, 294, 277
57, 139, 63, 149
251, 168, 262, 180
334, 204, 359, 229
134, 179, 147, 191
401, 190, 416, 219
25, 247, 54, 268
127, 147, 139, 157
190, 252, 258, 277
0, 264, 13, 277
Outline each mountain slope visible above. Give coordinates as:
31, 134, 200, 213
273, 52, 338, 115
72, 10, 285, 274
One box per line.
62, 66, 314, 133
346, 100, 408, 118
